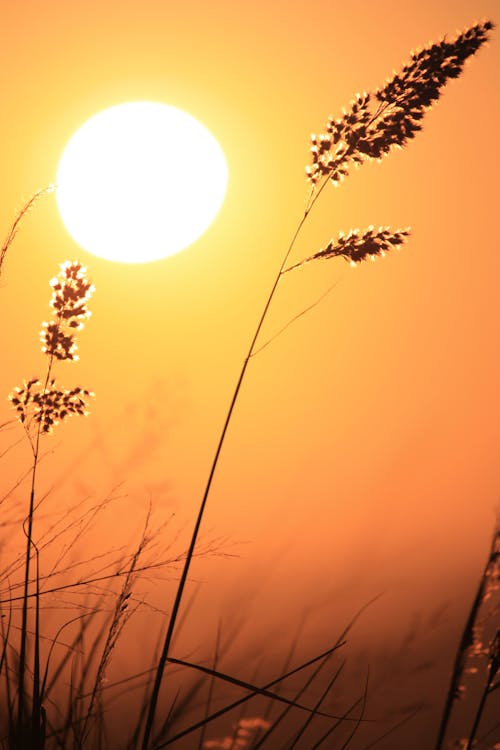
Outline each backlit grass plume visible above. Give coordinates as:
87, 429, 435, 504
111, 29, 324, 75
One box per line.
7, 260, 94, 748
141, 20, 495, 750
9, 261, 94, 436
285, 226, 411, 271
306, 21, 494, 187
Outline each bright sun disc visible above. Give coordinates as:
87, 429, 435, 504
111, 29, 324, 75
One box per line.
56, 102, 228, 263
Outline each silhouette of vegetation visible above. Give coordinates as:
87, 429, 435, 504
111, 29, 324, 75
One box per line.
0, 18, 497, 750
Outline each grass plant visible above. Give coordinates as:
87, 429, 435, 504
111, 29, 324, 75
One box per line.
0, 18, 498, 750
141, 18, 496, 750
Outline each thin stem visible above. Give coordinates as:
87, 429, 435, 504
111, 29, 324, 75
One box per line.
32, 541, 42, 749
250, 276, 343, 357
5, 189, 55, 736
0, 186, 53, 278
141, 179, 330, 749
17, 341, 57, 737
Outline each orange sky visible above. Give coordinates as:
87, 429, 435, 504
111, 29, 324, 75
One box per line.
1, 1, 500, 747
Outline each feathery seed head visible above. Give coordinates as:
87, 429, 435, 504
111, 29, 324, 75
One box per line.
40, 321, 79, 360
285, 226, 411, 272
9, 260, 95, 435
49, 260, 94, 321
313, 226, 410, 265
41, 260, 94, 360
306, 21, 493, 186
9, 379, 94, 434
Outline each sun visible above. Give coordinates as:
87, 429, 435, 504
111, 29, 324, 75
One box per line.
56, 102, 228, 263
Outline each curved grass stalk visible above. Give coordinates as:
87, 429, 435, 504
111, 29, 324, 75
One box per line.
140, 178, 330, 749
0, 186, 54, 279
9, 260, 94, 746
142, 21, 494, 747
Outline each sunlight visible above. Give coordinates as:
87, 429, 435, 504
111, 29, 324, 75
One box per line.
56, 102, 228, 263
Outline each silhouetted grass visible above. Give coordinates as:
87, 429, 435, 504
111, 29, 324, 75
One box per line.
0, 17, 498, 750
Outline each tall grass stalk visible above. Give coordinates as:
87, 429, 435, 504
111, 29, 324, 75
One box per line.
141, 20, 494, 748
8, 260, 94, 747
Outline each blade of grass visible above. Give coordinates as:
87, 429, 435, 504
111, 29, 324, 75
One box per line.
165, 655, 359, 720
339, 666, 369, 750
288, 660, 346, 750
358, 706, 422, 750
154, 595, 379, 748
253, 653, 337, 749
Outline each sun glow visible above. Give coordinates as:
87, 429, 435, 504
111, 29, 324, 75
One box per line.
56, 102, 228, 263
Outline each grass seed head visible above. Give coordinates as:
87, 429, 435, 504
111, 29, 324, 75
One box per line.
306, 21, 494, 186
42, 260, 94, 360
8, 260, 95, 435
312, 226, 411, 265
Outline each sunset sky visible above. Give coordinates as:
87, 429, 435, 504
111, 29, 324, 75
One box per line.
1, 1, 499, 747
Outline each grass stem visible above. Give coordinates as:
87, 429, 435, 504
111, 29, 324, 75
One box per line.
141, 178, 329, 749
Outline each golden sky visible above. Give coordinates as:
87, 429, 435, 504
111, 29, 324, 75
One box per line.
1, 1, 499, 747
